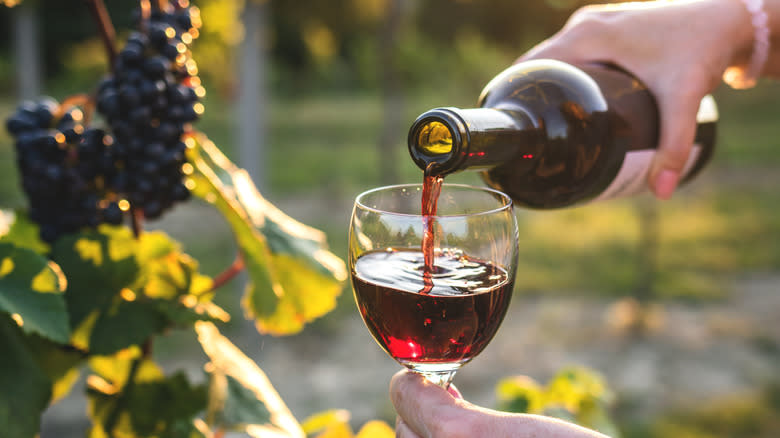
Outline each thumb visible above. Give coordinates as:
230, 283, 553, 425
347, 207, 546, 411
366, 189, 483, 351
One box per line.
389, 370, 474, 437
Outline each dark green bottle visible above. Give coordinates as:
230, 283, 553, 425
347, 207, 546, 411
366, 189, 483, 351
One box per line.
408, 59, 717, 208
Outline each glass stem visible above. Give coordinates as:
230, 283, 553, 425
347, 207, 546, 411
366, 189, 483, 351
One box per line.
422, 371, 456, 389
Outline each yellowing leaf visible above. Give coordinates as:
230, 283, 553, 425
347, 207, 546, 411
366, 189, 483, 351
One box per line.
188, 133, 346, 336
0, 257, 13, 277
254, 253, 343, 334
314, 421, 353, 438
0, 210, 49, 254
75, 238, 104, 266
495, 375, 545, 414
302, 409, 351, 436
355, 420, 395, 438
195, 321, 304, 438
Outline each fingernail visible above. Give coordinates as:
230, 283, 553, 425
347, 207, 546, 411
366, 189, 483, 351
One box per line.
447, 385, 463, 399
654, 170, 679, 200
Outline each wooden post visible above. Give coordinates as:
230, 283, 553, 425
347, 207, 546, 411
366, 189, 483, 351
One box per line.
237, 0, 268, 192
377, 0, 404, 185
13, 1, 42, 99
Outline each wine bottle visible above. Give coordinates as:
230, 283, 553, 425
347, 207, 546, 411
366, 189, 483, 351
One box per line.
407, 59, 718, 208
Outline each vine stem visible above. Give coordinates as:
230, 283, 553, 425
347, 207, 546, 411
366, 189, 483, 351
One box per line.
85, 0, 117, 72
152, 0, 169, 10
210, 253, 245, 290
131, 207, 145, 238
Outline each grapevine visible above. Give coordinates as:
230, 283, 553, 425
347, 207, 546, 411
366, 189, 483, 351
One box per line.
5, 0, 204, 241
0, 1, 351, 437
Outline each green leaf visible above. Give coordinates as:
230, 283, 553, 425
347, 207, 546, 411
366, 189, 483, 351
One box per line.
208, 372, 271, 428
195, 321, 304, 437
51, 225, 140, 331
0, 315, 52, 438
188, 135, 346, 335
23, 334, 86, 402
136, 231, 213, 299
89, 348, 164, 387
135, 230, 226, 326
0, 242, 70, 343
0, 209, 49, 254
88, 359, 207, 438
89, 298, 168, 356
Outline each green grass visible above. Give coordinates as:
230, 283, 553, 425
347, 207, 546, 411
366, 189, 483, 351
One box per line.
711, 81, 780, 167
620, 382, 780, 438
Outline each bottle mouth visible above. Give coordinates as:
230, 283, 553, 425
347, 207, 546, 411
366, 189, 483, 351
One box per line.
408, 108, 468, 175
416, 120, 453, 156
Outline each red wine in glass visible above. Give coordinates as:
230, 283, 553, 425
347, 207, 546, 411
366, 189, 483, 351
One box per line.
350, 183, 517, 387
352, 248, 513, 367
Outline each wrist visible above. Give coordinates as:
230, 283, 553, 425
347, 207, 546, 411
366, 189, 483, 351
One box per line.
722, 0, 773, 88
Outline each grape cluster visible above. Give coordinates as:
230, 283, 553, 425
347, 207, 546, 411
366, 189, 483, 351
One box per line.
4, 1, 205, 243
6, 99, 125, 242
96, 0, 203, 219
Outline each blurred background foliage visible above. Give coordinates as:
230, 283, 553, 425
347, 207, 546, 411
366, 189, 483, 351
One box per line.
1, 0, 779, 437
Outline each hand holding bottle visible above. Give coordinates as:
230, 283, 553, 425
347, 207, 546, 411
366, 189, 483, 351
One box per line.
518, 0, 780, 199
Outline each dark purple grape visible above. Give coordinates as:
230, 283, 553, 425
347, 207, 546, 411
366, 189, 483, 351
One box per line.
119, 84, 142, 107
97, 90, 121, 119
102, 202, 124, 225
143, 200, 163, 219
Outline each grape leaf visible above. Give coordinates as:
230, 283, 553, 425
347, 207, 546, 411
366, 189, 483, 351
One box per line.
89, 347, 165, 387
195, 321, 304, 437
546, 366, 614, 411
496, 367, 621, 438
0, 242, 69, 343
136, 231, 214, 300
22, 333, 86, 403
50, 226, 140, 331
135, 230, 227, 325
188, 134, 347, 335
88, 298, 168, 356
495, 375, 545, 414
0, 315, 52, 438
302, 410, 352, 437
88, 358, 207, 438
208, 372, 271, 427
355, 421, 395, 438
54, 227, 224, 354
0, 209, 49, 254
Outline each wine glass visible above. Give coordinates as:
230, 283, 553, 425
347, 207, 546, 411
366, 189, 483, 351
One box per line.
349, 183, 518, 388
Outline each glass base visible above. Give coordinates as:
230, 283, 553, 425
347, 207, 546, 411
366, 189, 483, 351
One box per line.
404, 361, 464, 388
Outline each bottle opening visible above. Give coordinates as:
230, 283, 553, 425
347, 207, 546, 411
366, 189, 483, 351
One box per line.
417, 121, 453, 156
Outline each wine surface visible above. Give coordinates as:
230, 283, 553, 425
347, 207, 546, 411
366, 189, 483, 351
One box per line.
352, 248, 513, 365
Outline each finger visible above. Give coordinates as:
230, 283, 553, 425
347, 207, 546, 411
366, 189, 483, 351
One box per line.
447, 384, 463, 400
389, 370, 469, 437
648, 89, 703, 199
395, 417, 422, 438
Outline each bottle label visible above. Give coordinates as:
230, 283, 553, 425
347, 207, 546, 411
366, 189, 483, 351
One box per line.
593, 145, 702, 202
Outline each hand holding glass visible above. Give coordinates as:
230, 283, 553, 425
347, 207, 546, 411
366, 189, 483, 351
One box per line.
349, 184, 518, 388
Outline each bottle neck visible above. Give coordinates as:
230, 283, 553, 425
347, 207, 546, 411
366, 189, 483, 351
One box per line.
407, 107, 537, 176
